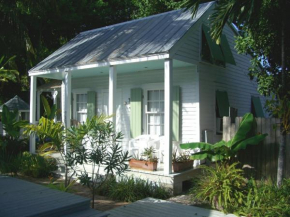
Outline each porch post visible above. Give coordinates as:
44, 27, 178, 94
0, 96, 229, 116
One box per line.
29, 75, 37, 153
37, 91, 42, 120
164, 58, 173, 175
61, 72, 71, 129
108, 65, 116, 126
61, 72, 71, 155
52, 90, 58, 122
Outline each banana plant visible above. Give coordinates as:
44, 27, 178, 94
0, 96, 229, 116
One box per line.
180, 113, 268, 162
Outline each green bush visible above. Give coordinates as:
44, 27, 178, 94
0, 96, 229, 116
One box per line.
190, 162, 246, 213
237, 179, 290, 217
98, 176, 171, 202
0, 136, 28, 175
20, 152, 58, 178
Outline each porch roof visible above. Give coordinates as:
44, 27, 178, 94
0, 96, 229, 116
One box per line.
29, 2, 214, 75
0, 95, 29, 112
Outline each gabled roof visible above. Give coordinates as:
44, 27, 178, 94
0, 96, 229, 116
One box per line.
0, 95, 30, 111
29, 2, 214, 73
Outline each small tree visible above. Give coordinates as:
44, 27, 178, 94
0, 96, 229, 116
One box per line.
65, 115, 129, 208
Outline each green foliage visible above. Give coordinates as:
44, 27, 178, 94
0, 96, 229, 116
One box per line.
0, 56, 19, 83
47, 179, 76, 193
98, 176, 171, 202
180, 113, 267, 162
237, 179, 290, 217
65, 115, 130, 208
19, 152, 57, 178
141, 146, 158, 162
41, 95, 57, 120
191, 162, 247, 213
2, 105, 28, 139
172, 150, 191, 163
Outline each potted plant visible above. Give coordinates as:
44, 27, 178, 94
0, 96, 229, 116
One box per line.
129, 146, 158, 171
172, 150, 194, 173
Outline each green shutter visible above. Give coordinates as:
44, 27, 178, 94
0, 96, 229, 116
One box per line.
202, 25, 225, 62
216, 90, 230, 117
130, 88, 142, 138
172, 86, 180, 141
252, 96, 264, 117
220, 34, 236, 65
87, 91, 96, 120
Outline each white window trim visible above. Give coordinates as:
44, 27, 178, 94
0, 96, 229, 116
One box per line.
142, 83, 164, 136
72, 89, 89, 122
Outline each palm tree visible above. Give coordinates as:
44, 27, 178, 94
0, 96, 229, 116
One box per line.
183, 0, 287, 186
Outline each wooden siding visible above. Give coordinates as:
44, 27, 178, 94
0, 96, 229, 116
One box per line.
71, 66, 200, 146
171, 13, 267, 143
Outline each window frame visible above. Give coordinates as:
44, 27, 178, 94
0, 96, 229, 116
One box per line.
142, 83, 164, 136
73, 90, 88, 123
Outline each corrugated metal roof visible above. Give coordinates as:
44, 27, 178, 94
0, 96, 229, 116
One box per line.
30, 2, 214, 73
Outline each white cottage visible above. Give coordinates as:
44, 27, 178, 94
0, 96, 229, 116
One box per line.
28, 2, 265, 178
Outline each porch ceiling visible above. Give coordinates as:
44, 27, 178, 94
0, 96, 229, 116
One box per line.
34, 59, 194, 80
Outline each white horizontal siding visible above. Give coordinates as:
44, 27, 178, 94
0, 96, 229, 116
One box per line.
71, 66, 199, 148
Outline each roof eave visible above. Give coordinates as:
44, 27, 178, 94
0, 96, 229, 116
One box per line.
28, 52, 170, 77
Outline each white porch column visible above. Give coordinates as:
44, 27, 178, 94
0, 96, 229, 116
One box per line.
61, 72, 71, 129
37, 91, 42, 120
52, 90, 58, 122
29, 76, 37, 153
108, 65, 116, 126
164, 58, 173, 175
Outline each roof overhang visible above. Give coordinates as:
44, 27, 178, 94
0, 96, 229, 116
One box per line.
29, 53, 170, 78
28, 53, 195, 80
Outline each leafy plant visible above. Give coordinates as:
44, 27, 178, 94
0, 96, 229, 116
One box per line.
47, 179, 76, 192
65, 115, 130, 208
20, 152, 57, 178
238, 179, 290, 216
41, 95, 58, 120
98, 176, 171, 202
2, 105, 28, 139
141, 146, 158, 162
0, 56, 19, 83
172, 150, 191, 163
191, 162, 246, 213
180, 113, 267, 162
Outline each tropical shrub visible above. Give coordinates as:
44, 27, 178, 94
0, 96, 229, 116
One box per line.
19, 152, 57, 178
65, 115, 130, 208
180, 113, 267, 162
98, 176, 171, 202
191, 162, 246, 213
238, 179, 290, 217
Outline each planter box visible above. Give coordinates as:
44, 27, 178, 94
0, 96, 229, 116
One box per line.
129, 159, 158, 171
172, 160, 194, 173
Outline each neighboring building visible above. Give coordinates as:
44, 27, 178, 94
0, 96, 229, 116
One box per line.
28, 2, 265, 175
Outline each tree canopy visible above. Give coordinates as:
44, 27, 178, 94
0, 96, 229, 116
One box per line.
0, 0, 183, 103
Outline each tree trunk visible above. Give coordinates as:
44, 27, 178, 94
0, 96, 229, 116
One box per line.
277, 2, 286, 187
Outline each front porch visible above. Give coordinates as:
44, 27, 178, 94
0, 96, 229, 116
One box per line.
29, 57, 199, 176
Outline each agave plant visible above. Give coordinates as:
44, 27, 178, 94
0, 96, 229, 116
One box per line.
180, 113, 267, 162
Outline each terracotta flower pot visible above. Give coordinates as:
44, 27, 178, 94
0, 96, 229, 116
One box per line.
129, 159, 158, 171
172, 160, 194, 173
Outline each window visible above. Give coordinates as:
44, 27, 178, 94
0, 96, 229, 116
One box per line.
76, 93, 87, 123
146, 90, 164, 136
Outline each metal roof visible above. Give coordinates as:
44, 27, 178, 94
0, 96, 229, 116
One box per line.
0, 95, 30, 111
29, 2, 214, 73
